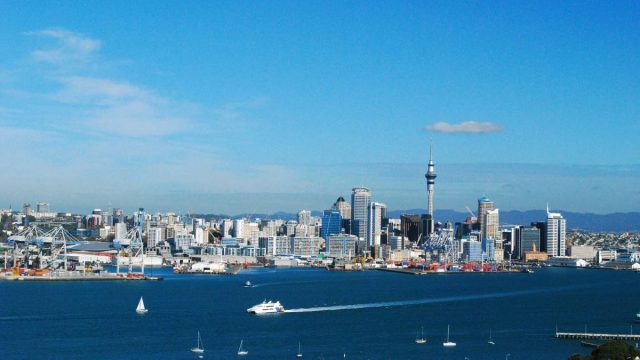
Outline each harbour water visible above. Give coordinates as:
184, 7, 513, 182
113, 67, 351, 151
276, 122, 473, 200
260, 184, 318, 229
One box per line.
1, 267, 639, 359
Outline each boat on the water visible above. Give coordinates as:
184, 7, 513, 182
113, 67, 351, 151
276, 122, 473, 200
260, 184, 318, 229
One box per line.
237, 339, 248, 356
136, 296, 148, 315
415, 326, 426, 344
297, 342, 303, 358
488, 328, 495, 345
191, 331, 204, 354
244, 280, 252, 287
247, 300, 285, 314
443, 325, 456, 347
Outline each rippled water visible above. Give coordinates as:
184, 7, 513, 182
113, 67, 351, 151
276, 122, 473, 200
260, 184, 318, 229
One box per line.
1, 267, 639, 359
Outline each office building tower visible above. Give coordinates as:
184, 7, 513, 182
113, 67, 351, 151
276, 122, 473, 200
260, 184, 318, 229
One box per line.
321, 210, 342, 240
546, 206, 566, 257
326, 234, 358, 259
298, 210, 312, 226
332, 196, 351, 220
367, 202, 386, 248
518, 227, 541, 259
484, 208, 500, 241
351, 187, 371, 240
477, 196, 495, 239
23, 203, 32, 216
463, 240, 483, 262
425, 144, 437, 234
36, 202, 49, 213
147, 227, 165, 248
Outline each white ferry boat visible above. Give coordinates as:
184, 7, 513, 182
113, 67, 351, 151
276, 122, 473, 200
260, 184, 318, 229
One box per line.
247, 300, 285, 314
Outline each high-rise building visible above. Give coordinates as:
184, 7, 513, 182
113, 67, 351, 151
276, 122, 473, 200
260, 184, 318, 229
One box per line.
400, 214, 422, 246
546, 206, 566, 257
351, 187, 371, 240
367, 202, 386, 248
326, 234, 357, 259
321, 210, 342, 240
298, 210, 312, 226
425, 144, 437, 234
477, 196, 495, 239
484, 208, 500, 241
36, 202, 49, 213
147, 227, 165, 248
23, 203, 32, 216
518, 227, 540, 259
332, 196, 351, 220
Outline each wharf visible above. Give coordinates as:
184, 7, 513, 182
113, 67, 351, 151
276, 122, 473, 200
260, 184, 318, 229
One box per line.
556, 332, 640, 341
1, 272, 163, 281
375, 268, 517, 275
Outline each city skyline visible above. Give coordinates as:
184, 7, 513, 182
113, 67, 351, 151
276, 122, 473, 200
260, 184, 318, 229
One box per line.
1, 2, 639, 214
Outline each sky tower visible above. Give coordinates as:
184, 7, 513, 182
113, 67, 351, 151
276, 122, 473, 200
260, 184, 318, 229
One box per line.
425, 144, 437, 234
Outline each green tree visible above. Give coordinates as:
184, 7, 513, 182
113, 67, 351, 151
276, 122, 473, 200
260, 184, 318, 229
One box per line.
569, 340, 640, 360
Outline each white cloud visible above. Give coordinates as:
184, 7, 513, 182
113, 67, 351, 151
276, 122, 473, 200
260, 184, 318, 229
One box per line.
426, 121, 503, 133
27, 28, 101, 64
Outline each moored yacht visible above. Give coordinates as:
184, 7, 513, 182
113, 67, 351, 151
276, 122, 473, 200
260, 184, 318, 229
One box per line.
247, 300, 285, 314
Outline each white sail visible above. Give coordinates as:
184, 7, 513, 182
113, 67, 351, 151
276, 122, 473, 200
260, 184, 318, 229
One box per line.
191, 331, 204, 353
136, 296, 148, 314
237, 339, 248, 356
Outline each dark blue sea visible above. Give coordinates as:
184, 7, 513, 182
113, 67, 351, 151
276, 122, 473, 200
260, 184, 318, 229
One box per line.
1, 267, 639, 359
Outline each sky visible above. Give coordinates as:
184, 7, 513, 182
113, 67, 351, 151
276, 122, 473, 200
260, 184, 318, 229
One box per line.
0, 1, 639, 215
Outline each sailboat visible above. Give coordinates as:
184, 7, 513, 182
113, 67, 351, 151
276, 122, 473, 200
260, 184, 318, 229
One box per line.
443, 325, 456, 347
297, 342, 303, 358
237, 339, 248, 356
136, 296, 148, 315
488, 328, 495, 345
415, 326, 427, 344
191, 331, 204, 354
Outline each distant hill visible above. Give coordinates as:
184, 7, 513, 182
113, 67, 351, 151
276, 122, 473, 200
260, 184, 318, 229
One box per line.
195, 209, 640, 232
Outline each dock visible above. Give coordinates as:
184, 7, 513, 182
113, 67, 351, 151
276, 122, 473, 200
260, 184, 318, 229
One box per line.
1, 272, 163, 281
556, 332, 640, 341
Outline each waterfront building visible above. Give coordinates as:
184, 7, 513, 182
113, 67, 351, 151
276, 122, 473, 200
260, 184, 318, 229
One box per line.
518, 227, 541, 259
321, 210, 342, 240
531, 222, 547, 252
259, 236, 291, 256
36, 202, 49, 213
367, 202, 386, 248
568, 245, 596, 261
477, 196, 494, 240
462, 240, 482, 262
482, 237, 495, 261
326, 234, 357, 259
400, 214, 422, 246
290, 236, 322, 256
175, 233, 194, 251
425, 144, 437, 234
522, 244, 549, 262
546, 207, 567, 257
597, 249, 617, 264
351, 187, 371, 240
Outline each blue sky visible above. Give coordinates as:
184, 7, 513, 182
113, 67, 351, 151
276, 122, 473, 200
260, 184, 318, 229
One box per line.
0, 1, 638, 215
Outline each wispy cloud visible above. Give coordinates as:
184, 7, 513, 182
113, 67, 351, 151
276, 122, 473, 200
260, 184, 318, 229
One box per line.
425, 121, 504, 133
26, 28, 101, 64
51, 76, 192, 137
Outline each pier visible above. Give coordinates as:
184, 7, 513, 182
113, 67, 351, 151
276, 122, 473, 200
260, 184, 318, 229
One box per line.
555, 331, 640, 341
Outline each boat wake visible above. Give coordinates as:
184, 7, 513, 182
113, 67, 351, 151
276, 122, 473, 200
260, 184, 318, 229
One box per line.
284, 285, 587, 313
